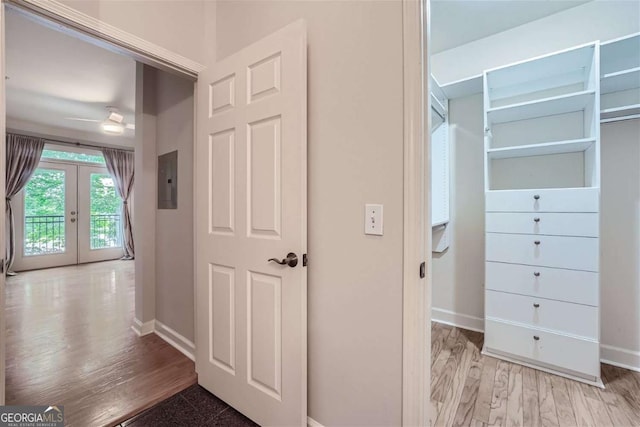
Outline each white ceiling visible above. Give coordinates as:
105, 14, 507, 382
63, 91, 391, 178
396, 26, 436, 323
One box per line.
431, 0, 592, 54
5, 9, 136, 146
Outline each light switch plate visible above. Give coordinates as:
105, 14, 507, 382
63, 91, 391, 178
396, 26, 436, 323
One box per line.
365, 204, 383, 236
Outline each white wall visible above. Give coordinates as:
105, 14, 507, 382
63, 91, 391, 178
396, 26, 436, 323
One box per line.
133, 64, 157, 324
600, 119, 640, 366
216, 2, 404, 425
58, 0, 206, 64
432, 0, 640, 85
154, 69, 195, 342
432, 94, 485, 329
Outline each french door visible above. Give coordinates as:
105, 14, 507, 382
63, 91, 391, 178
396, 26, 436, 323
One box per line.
13, 160, 123, 271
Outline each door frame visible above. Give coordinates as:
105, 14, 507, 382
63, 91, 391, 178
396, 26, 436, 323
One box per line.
0, 2, 431, 427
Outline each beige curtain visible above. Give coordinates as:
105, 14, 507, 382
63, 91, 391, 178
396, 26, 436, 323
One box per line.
6, 134, 45, 273
102, 148, 135, 259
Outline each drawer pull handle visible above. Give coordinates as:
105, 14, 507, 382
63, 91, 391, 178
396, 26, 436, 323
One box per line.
534, 240, 541, 245
534, 217, 540, 222
534, 195, 540, 200
533, 303, 540, 308
533, 336, 540, 341
534, 272, 541, 277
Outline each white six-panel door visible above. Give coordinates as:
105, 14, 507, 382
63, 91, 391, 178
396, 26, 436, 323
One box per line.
195, 20, 307, 426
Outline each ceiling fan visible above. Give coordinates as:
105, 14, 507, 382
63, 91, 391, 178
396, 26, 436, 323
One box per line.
65, 106, 135, 135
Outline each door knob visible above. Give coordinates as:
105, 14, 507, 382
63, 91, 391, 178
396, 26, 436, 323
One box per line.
70, 211, 76, 215
70, 218, 76, 223
268, 252, 298, 268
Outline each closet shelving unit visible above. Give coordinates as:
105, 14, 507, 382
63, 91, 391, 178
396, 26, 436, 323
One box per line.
600, 33, 640, 123
482, 42, 603, 387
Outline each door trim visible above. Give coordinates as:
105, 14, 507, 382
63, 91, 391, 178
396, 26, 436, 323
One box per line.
0, 0, 6, 406
5, 0, 204, 79
402, 0, 430, 426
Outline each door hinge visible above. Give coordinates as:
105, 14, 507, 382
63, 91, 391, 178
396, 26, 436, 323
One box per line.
303, 254, 308, 267
419, 262, 425, 278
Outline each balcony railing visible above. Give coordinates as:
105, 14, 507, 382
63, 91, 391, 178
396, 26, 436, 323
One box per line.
91, 214, 122, 250
24, 214, 122, 256
25, 215, 65, 255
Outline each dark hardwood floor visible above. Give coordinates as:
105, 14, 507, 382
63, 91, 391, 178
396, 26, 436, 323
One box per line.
6, 260, 197, 427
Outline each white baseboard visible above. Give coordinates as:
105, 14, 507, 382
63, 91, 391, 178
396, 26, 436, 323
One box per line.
154, 320, 196, 362
131, 318, 155, 336
307, 417, 324, 427
601, 344, 640, 373
431, 308, 484, 333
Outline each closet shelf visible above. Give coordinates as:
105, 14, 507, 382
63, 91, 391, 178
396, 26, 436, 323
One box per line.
601, 67, 640, 94
600, 104, 640, 122
487, 90, 595, 124
486, 44, 595, 99
487, 138, 596, 160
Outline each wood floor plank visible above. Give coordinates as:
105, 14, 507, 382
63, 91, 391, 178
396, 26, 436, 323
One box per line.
505, 364, 523, 427
586, 396, 614, 427
602, 363, 640, 417
432, 328, 467, 403
600, 365, 640, 426
6, 261, 196, 427
430, 399, 442, 427
436, 336, 475, 426
566, 379, 596, 427
578, 381, 600, 400
550, 375, 578, 427
537, 372, 559, 427
522, 367, 540, 427
473, 356, 498, 423
431, 324, 451, 368
451, 330, 485, 427
431, 347, 453, 401
488, 360, 510, 426
453, 373, 481, 427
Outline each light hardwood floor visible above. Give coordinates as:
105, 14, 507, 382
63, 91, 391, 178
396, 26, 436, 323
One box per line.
6, 260, 197, 427
431, 322, 640, 427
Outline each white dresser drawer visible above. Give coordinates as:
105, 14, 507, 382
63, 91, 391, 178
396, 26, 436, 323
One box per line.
486, 188, 599, 213
486, 290, 598, 339
484, 319, 600, 379
486, 233, 599, 272
486, 212, 599, 237
486, 262, 598, 306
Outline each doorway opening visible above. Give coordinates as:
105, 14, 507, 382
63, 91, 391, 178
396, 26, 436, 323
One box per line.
13, 145, 124, 271
3, 3, 198, 425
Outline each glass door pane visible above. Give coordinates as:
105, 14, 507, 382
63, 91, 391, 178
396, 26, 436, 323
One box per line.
77, 165, 124, 263
12, 161, 78, 271
89, 173, 122, 250
24, 169, 67, 255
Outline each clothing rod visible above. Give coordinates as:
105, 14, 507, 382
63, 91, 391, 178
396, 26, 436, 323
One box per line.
44, 138, 135, 153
